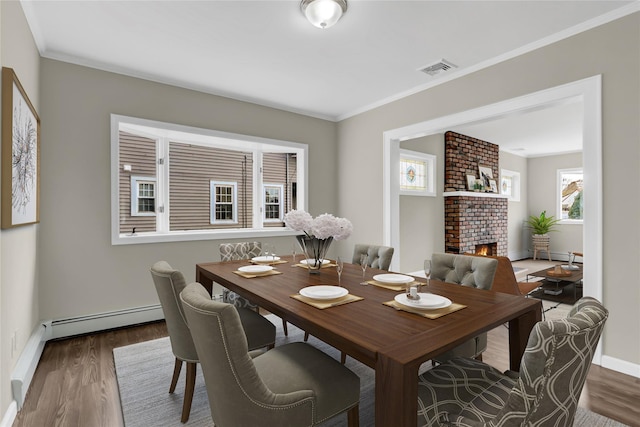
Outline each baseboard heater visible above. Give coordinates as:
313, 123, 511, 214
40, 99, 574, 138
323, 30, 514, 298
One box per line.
11, 304, 164, 410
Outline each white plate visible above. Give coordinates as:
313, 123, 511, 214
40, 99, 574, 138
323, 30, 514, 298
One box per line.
394, 293, 452, 310
299, 285, 348, 300
373, 274, 414, 284
252, 256, 281, 263
300, 259, 330, 266
238, 265, 274, 274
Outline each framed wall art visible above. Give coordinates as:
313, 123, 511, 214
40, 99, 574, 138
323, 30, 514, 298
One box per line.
2, 67, 40, 229
478, 165, 493, 189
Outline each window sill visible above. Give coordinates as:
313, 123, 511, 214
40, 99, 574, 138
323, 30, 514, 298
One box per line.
112, 228, 301, 245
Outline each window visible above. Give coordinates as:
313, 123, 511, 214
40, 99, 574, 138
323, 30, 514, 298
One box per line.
111, 115, 307, 244
210, 181, 237, 224
399, 149, 436, 197
500, 169, 520, 202
558, 168, 583, 222
264, 184, 284, 222
131, 176, 156, 216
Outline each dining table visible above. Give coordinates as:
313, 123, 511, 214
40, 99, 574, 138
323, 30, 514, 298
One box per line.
195, 255, 542, 427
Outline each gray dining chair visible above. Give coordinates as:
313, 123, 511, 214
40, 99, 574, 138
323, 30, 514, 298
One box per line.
150, 261, 276, 423
417, 297, 608, 427
219, 241, 290, 336
430, 253, 498, 364
352, 244, 394, 270
180, 282, 361, 427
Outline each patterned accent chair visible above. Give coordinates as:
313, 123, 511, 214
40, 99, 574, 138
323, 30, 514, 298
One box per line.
150, 261, 276, 423
430, 253, 498, 363
219, 241, 289, 336
180, 282, 361, 427
417, 297, 608, 427
352, 244, 394, 271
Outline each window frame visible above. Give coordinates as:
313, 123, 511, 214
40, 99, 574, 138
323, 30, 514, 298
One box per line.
111, 114, 307, 245
500, 169, 520, 202
398, 149, 436, 197
210, 181, 238, 224
130, 176, 157, 216
557, 167, 584, 224
263, 183, 284, 223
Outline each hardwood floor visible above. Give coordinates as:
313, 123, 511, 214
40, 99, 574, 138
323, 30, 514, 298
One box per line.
13, 317, 640, 426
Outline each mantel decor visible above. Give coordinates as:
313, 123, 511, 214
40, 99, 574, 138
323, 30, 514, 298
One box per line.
284, 210, 352, 273
1, 67, 40, 229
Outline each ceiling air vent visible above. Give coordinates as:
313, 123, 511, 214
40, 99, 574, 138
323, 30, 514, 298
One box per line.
418, 59, 457, 76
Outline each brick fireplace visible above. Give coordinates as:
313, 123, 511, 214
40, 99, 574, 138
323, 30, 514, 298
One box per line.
444, 131, 508, 256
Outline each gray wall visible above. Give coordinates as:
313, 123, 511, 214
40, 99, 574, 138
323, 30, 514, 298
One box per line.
0, 1, 41, 414
500, 151, 529, 260
338, 13, 639, 366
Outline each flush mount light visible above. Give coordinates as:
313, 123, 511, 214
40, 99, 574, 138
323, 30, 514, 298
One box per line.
301, 0, 347, 29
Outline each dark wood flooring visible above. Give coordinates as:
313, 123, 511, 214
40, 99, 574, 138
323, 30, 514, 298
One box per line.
13, 319, 640, 427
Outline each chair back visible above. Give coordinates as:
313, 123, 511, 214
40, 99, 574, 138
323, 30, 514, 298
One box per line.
495, 297, 609, 425
150, 261, 198, 362
180, 283, 313, 426
431, 253, 497, 290
220, 241, 262, 261
352, 244, 394, 270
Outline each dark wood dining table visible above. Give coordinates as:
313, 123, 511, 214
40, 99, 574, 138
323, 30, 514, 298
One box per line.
195, 256, 542, 427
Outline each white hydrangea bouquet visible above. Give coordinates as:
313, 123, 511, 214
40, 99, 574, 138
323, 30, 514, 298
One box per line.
284, 210, 353, 271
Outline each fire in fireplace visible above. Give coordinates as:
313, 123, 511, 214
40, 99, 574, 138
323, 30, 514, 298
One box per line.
475, 243, 497, 256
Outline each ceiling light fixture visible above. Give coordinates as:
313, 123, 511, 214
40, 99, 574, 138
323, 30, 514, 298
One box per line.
301, 0, 347, 29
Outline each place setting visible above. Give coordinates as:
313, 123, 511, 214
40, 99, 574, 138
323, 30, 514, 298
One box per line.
383, 285, 466, 319
294, 258, 337, 269
233, 264, 283, 279
291, 284, 363, 309
365, 273, 425, 291
250, 245, 288, 266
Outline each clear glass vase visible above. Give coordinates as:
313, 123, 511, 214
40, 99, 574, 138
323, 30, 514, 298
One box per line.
296, 235, 333, 274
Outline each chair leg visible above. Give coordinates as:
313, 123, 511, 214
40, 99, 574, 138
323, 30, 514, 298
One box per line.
341, 352, 347, 364
282, 319, 288, 336
475, 353, 483, 362
181, 362, 197, 423
304, 332, 310, 341
347, 404, 359, 427
169, 358, 182, 393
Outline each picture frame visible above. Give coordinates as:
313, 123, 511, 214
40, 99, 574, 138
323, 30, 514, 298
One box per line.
489, 179, 498, 193
466, 174, 476, 191
478, 165, 493, 189
2, 67, 40, 229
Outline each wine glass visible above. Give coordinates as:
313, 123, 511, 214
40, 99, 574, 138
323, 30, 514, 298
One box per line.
360, 254, 369, 285
423, 259, 432, 292
291, 243, 297, 265
336, 257, 344, 286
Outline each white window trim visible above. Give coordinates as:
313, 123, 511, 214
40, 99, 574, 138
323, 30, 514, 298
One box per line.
130, 176, 157, 216
557, 167, 584, 224
263, 183, 284, 223
210, 181, 238, 224
500, 169, 520, 202
398, 149, 436, 197
111, 114, 308, 245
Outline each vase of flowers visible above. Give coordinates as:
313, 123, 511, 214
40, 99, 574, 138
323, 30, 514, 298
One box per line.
284, 210, 353, 274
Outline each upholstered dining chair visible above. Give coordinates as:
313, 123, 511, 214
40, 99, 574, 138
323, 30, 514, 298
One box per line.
150, 261, 276, 423
430, 253, 498, 364
219, 241, 290, 336
179, 282, 361, 427
352, 243, 394, 270
417, 296, 608, 427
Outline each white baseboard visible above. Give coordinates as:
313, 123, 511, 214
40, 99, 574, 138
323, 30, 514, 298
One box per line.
10, 304, 164, 411
0, 401, 17, 427
49, 304, 164, 340
601, 355, 640, 379
10, 323, 49, 408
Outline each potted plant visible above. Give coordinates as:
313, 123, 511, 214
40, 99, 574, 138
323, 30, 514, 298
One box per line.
526, 211, 560, 259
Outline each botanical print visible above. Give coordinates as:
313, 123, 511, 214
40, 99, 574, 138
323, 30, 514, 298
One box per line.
11, 82, 38, 224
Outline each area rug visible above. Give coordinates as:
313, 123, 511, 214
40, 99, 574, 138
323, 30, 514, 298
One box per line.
114, 315, 627, 427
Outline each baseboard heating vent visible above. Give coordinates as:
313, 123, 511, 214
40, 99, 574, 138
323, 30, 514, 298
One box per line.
418, 59, 457, 76
11, 323, 48, 409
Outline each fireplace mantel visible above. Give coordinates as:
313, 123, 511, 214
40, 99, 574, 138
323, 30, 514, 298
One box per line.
443, 191, 509, 199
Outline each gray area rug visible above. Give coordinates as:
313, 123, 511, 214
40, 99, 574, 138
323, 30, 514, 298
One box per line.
114, 315, 626, 427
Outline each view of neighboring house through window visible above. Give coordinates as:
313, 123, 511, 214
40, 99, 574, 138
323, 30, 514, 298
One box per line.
558, 168, 583, 221
112, 115, 306, 244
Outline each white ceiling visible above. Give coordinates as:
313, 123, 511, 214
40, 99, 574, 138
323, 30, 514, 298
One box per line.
21, 0, 637, 155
